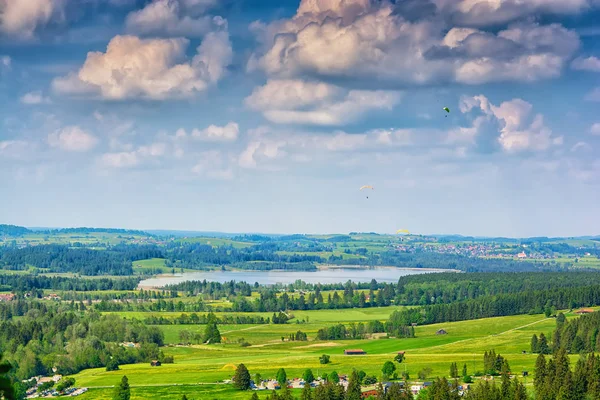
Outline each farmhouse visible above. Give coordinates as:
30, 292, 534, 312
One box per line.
411, 384, 423, 394
0, 293, 15, 302
517, 252, 527, 258
150, 360, 161, 367
344, 349, 366, 355
436, 329, 448, 335
576, 308, 594, 315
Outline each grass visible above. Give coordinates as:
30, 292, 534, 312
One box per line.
132, 258, 169, 274
70, 310, 583, 399
104, 306, 407, 323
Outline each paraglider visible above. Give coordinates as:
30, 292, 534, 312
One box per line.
396, 229, 410, 234
360, 185, 374, 199
443, 107, 450, 117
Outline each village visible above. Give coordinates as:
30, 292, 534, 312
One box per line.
231, 375, 471, 398
223, 348, 472, 398
21, 374, 88, 399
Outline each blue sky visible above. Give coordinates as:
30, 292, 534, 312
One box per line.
1, 0, 600, 237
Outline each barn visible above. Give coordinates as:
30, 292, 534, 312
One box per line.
344, 349, 367, 355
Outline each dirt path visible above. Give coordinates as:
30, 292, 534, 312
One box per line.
414, 317, 550, 352
221, 325, 263, 334
493, 318, 551, 336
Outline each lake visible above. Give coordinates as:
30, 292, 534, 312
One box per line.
138, 266, 457, 288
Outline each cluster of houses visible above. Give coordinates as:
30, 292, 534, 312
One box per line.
247, 376, 351, 392
390, 242, 567, 260
0, 292, 61, 302
23, 375, 88, 399
240, 376, 469, 397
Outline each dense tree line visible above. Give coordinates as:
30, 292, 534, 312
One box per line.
0, 244, 161, 275
167, 272, 600, 314
395, 272, 600, 306
142, 313, 269, 325
0, 224, 30, 237
385, 284, 600, 328
534, 349, 600, 400
39, 227, 152, 236
316, 322, 390, 340
550, 310, 600, 354
0, 274, 140, 292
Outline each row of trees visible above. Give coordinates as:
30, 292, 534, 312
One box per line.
315, 322, 389, 341
0, 274, 141, 292
384, 284, 600, 328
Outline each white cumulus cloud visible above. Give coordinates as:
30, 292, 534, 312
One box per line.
459, 94, 563, 153
191, 122, 239, 142
20, 91, 51, 105
52, 30, 232, 100
572, 56, 600, 72
437, 0, 594, 27
248, 0, 580, 87
590, 123, 600, 135
245, 79, 401, 126
47, 126, 98, 152
125, 0, 224, 38
0, 0, 66, 40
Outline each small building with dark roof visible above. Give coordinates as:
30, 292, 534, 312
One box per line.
344, 349, 366, 355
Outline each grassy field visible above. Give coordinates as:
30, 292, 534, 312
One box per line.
132, 258, 171, 274
69, 310, 584, 400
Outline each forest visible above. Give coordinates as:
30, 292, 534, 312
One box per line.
0, 303, 166, 397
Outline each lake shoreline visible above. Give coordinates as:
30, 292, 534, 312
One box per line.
137, 266, 459, 289
315, 264, 460, 273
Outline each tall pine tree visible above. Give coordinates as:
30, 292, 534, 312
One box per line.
113, 376, 130, 400
233, 364, 251, 390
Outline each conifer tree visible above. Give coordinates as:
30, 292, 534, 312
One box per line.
303, 369, 315, 384
113, 376, 130, 400
300, 381, 312, 400
531, 334, 539, 353
538, 333, 550, 354
233, 364, 251, 390
346, 370, 362, 400
276, 368, 287, 387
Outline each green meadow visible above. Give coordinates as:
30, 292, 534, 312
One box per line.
69, 310, 581, 399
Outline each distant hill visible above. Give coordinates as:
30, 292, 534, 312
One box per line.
0, 224, 31, 237
3, 224, 599, 241
146, 230, 240, 238
25, 226, 153, 236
